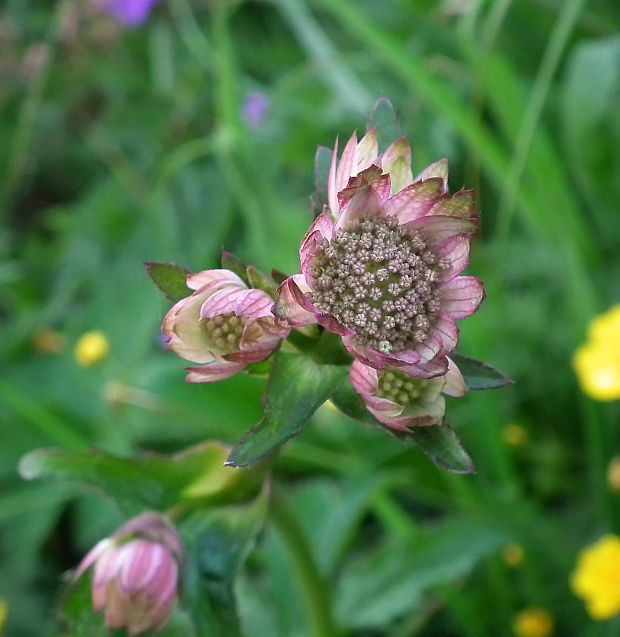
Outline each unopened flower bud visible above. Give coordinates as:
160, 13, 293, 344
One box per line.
75, 512, 183, 636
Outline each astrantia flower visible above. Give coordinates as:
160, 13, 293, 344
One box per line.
573, 304, 620, 401
162, 269, 289, 383
349, 357, 466, 431
75, 513, 183, 636
571, 535, 620, 620
276, 131, 484, 377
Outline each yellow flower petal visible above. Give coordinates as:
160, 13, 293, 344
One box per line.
512, 607, 554, 637
74, 331, 110, 368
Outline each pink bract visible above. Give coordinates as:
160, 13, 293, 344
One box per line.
75, 513, 183, 637
162, 269, 289, 383
350, 358, 467, 431
275, 132, 484, 377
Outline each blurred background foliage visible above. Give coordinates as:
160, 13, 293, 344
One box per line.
1, 0, 620, 635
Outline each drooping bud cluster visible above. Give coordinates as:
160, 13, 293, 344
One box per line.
75, 512, 183, 636
309, 216, 448, 354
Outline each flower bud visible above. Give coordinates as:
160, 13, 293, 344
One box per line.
349, 357, 467, 431
162, 268, 289, 383
75, 513, 183, 636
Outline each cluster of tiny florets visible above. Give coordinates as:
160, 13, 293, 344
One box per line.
377, 370, 428, 405
201, 313, 244, 353
309, 216, 449, 353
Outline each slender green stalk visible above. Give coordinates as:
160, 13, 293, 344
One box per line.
270, 493, 338, 637
0, 380, 89, 450
495, 0, 587, 240
272, 0, 372, 114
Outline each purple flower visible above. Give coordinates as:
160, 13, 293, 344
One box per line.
242, 91, 270, 129
350, 358, 467, 431
75, 513, 183, 636
162, 269, 290, 383
100, 0, 160, 27
275, 129, 485, 378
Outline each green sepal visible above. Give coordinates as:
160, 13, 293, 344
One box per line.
145, 262, 191, 302
367, 97, 401, 153
451, 354, 514, 391
311, 145, 333, 218
227, 350, 349, 467
246, 265, 278, 298
19, 442, 266, 515
221, 252, 251, 285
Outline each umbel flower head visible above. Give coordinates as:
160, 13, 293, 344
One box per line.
571, 534, 620, 620
162, 269, 289, 382
276, 130, 484, 377
75, 512, 183, 636
350, 358, 466, 430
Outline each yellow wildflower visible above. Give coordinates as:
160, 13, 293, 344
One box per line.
502, 543, 525, 567
512, 607, 554, 637
573, 305, 620, 401
0, 599, 8, 631
571, 535, 620, 620
607, 457, 620, 492
504, 424, 529, 447
74, 330, 110, 368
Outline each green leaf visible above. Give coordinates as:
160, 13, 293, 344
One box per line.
19, 442, 265, 514
406, 421, 475, 475
330, 380, 475, 474
181, 490, 269, 637
367, 96, 401, 152
145, 261, 191, 302
451, 354, 514, 391
335, 519, 507, 629
221, 252, 251, 285
311, 145, 333, 217
227, 351, 349, 467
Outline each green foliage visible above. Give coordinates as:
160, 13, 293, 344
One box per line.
145, 262, 192, 303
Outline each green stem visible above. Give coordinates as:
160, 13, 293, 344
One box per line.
270, 493, 337, 637
495, 0, 587, 240
0, 380, 89, 450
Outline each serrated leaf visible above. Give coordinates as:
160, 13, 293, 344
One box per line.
181, 490, 269, 637
330, 380, 475, 474
221, 252, 251, 285
367, 97, 401, 152
451, 354, 514, 390
311, 145, 333, 217
19, 442, 265, 514
145, 262, 191, 302
406, 421, 475, 475
227, 351, 349, 467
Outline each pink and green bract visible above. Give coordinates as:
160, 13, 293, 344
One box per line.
350, 358, 467, 431
162, 269, 289, 383
275, 129, 485, 378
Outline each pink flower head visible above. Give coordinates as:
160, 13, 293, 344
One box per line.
275, 131, 484, 377
162, 269, 289, 383
350, 358, 467, 431
75, 513, 183, 636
